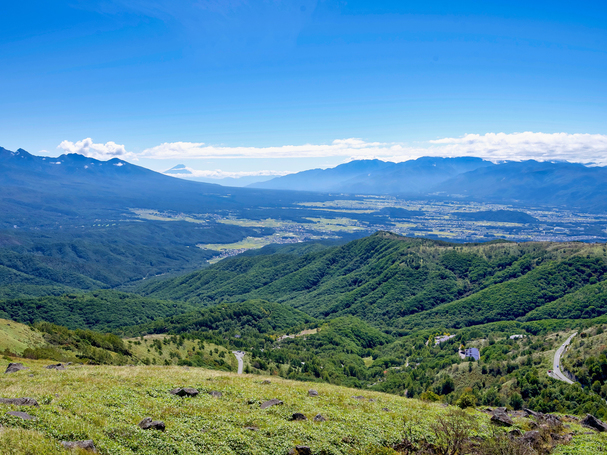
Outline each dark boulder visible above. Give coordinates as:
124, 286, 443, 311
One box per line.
581, 414, 607, 432
46, 363, 66, 370
169, 387, 199, 397
260, 399, 283, 409
61, 440, 98, 452
308, 389, 318, 397
6, 411, 35, 420
490, 408, 513, 427
291, 413, 307, 421
351, 396, 365, 400
381, 408, 391, 412
138, 417, 165, 431
0, 397, 39, 407
509, 429, 522, 437
262, 380, 271, 385
4, 363, 28, 374
288, 446, 312, 455
313, 414, 326, 422
521, 430, 541, 446
208, 391, 222, 398
523, 408, 540, 418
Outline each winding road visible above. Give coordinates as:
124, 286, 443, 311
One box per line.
232, 350, 245, 374
548, 332, 576, 384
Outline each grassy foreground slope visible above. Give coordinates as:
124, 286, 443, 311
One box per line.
0, 317, 46, 354
0, 359, 606, 455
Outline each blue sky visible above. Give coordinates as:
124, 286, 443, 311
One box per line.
1, 0, 606, 176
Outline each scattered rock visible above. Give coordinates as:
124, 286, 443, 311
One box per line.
208, 391, 222, 398
245, 426, 259, 431
291, 413, 307, 421
313, 414, 326, 422
509, 429, 522, 437
523, 408, 540, 418
381, 408, 391, 412
528, 421, 539, 429
46, 363, 66, 370
368, 398, 376, 402
521, 430, 541, 445
262, 380, 271, 385
138, 417, 166, 431
288, 446, 312, 455
260, 399, 283, 409
551, 433, 573, 443
4, 363, 28, 374
539, 413, 561, 424
308, 389, 318, 397
169, 387, 199, 397
351, 396, 365, 400
6, 411, 35, 420
61, 440, 98, 452
0, 397, 39, 407
490, 408, 513, 427
581, 414, 607, 432
28, 374, 34, 377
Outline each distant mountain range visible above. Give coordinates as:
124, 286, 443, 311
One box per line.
249, 156, 607, 212
248, 157, 493, 193
0, 147, 322, 228
3, 147, 607, 220
163, 164, 275, 187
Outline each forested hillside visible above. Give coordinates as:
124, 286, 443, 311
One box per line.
0, 290, 194, 331
139, 232, 607, 330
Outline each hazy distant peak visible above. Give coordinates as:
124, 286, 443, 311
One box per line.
165, 164, 193, 175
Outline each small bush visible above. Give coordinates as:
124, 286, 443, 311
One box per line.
456, 393, 477, 409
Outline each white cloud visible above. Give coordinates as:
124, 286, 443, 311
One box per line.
57, 138, 137, 161
140, 139, 405, 160
140, 133, 607, 165
165, 166, 291, 179
428, 132, 607, 164
170, 167, 291, 179
58, 132, 607, 166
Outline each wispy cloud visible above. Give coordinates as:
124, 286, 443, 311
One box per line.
428, 132, 607, 164
141, 133, 607, 165
165, 166, 291, 179
141, 138, 401, 160
57, 138, 137, 161
54, 132, 607, 166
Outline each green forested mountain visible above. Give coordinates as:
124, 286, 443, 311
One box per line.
121, 299, 314, 337
0, 290, 194, 331
139, 232, 607, 330
0, 221, 274, 297
3, 231, 607, 419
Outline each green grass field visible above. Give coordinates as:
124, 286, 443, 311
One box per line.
0, 318, 46, 355
0, 358, 606, 454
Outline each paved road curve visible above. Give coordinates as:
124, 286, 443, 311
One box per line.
232, 350, 245, 374
548, 332, 577, 384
